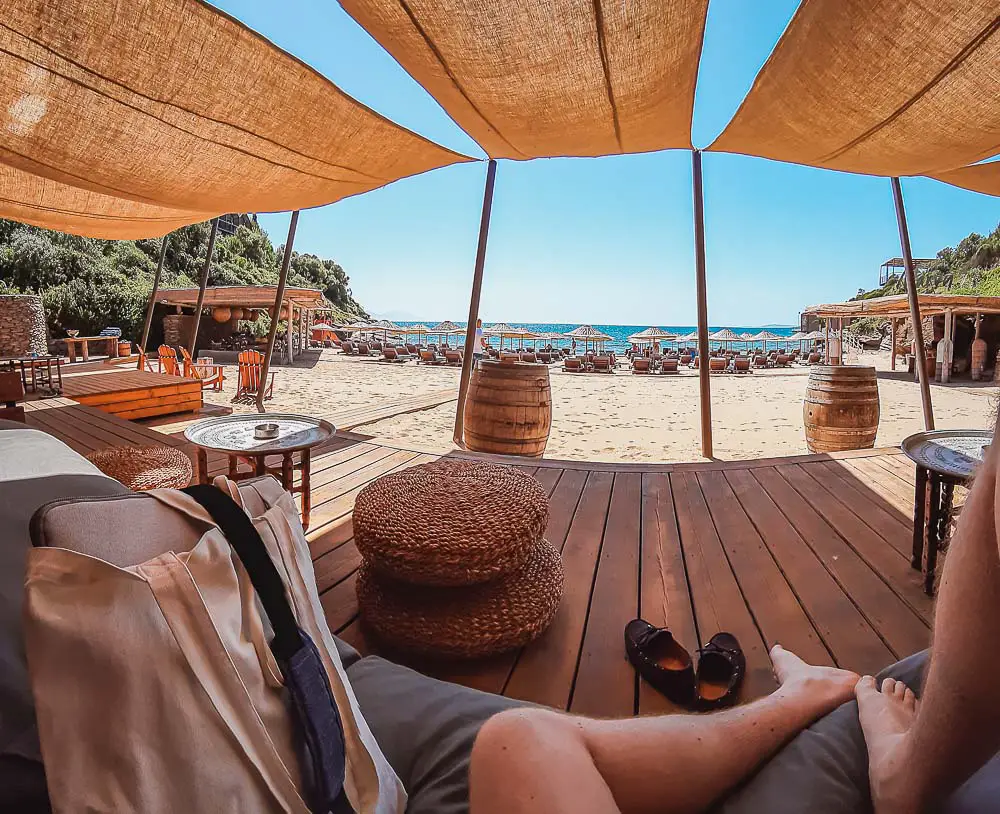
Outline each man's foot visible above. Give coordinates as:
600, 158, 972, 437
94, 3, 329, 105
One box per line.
770, 644, 859, 713
856, 675, 919, 813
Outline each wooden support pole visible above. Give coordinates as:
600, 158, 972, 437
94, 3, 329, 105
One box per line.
258, 211, 300, 413
890, 318, 897, 370
453, 159, 498, 447
286, 305, 295, 364
891, 177, 934, 430
140, 235, 169, 355
824, 319, 830, 363
692, 150, 713, 459
188, 217, 220, 355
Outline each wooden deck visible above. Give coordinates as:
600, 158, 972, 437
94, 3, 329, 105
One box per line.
21, 399, 930, 715
58, 364, 203, 419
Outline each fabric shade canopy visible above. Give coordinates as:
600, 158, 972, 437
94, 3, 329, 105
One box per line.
338, 0, 709, 159
709, 0, 999, 179
310, 322, 337, 331
928, 162, 1000, 198
1, 0, 471, 239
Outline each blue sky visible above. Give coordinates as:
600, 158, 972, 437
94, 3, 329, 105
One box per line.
211, 0, 999, 326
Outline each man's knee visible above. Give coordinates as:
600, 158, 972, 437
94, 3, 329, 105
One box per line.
471, 708, 568, 773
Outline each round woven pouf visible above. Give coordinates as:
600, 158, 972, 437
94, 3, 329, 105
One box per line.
86, 445, 193, 491
353, 459, 549, 586
357, 538, 564, 659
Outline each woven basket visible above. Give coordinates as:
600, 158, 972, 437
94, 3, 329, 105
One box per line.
357, 538, 564, 659
353, 459, 549, 586
86, 445, 193, 491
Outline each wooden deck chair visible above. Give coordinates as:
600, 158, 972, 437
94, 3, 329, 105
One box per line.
660, 358, 679, 374
0, 371, 26, 422
233, 349, 276, 403
180, 348, 225, 391
593, 355, 613, 373
158, 345, 181, 376
632, 358, 650, 374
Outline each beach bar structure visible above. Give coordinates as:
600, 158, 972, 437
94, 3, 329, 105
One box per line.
2, 0, 997, 434
153, 285, 329, 364
804, 294, 1000, 384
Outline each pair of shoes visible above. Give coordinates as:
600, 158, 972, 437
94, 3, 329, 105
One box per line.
624, 619, 745, 711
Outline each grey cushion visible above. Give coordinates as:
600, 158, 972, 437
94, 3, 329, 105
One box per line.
345, 656, 526, 814
718, 650, 1000, 814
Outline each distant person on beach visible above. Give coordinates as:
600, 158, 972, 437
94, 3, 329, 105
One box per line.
475, 319, 486, 360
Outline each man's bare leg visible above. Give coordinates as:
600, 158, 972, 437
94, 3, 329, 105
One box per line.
857, 433, 1000, 812
470, 646, 858, 814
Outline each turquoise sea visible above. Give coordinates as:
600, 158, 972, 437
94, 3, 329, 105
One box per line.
396, 322, 798, 354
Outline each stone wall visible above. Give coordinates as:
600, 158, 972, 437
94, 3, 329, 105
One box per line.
0, 294, 47, 356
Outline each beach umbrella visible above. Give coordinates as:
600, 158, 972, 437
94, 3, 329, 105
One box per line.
485, 322, 525, 350
310, 322, 336, 332
786, 331, 808, 352
709, 328, 740, 351
405, 323, 431, 342
627, 326, 676, 355
751, 329, 783, 354
565, 324, 613, 353
371, 319, 404, 342
429, 320, 463, 345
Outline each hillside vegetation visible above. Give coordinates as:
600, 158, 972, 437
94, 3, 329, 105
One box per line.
0, 218, 368, 340
856, 223, 1000, 300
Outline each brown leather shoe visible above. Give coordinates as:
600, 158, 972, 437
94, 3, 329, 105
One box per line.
694, 632, 745, 710
624, 619, 695, 707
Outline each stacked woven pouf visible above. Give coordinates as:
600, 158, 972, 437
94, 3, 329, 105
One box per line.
353, 459, 563, 659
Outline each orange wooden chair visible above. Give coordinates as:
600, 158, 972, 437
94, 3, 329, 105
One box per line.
233, 349, 276, 403
180, 348, 225, 391
0, 371, 26, 422
158, 345, 181, 376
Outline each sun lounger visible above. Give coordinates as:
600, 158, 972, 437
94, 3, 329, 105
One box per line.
679, 353, 692, 366
632, 358, 650, 374
808, 352, 822, 364
500, 352, 520, 362
358, 342, 376, 356
418, 350, 446, 365
660, 358, 679, 374
340, 340, 357, 355
519, 352, 538, 363
776, 354, 792, 367
537, 352, 552, 363
593, 355, 613, 373
733, 357, 751, 374
563, 357, 583, 372
709, 357, 727, 373
382, 347, 411, 362
444, 351, 463, 366
753, 354, 768, 368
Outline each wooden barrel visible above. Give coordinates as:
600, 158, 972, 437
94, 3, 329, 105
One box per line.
972, 338, 987, 381
803, 366, 880, 453
464, 360, 551, 457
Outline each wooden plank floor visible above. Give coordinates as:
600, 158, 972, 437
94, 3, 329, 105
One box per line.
21, 400, 931, 714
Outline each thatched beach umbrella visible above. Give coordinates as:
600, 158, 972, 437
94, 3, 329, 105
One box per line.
565, 324, 613, 353
485, 322, 526, 350
430, 320, 463, 345
751, 330, 783, 354
627, 326, 676, 354
405, 323, 431, 342
709, 328, 740, 351
372, 319, 404, 342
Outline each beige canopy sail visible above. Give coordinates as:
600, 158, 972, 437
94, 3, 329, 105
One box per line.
0, 0, 471, 239
338, 0, 710, 159
928, 162, 1000, 198
708, 0, 999, 179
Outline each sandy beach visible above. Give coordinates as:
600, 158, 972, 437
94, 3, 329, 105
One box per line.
200, 349, 996, 463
